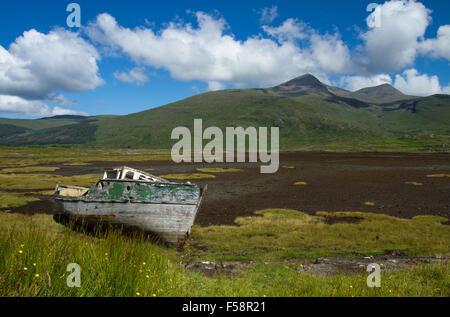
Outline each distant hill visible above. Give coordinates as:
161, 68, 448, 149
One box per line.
0, 75, 448, 151
354, 84, 410, 101
38, 115, 89, 120
273, 74, 331, 95
0, 115, 107, 146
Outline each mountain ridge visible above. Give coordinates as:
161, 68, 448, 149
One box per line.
354, 83, 410, 101
272, 74, 417, 104
0, 74, 448, 151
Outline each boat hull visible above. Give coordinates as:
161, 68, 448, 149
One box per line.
54, 179, 206, 246
55, 200, 199, 245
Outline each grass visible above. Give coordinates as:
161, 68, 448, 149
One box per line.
0, 212, 448, 297
405, 181, 424, 186
1, 166, 60, 173
196, 168, 243, 173
426, 174, 450, 178
221, 263, 449, 297
0, 147, 172, 168
31, 190, 55, 196
0, 192, 39, 209
160, 173, 216, 180
0, 173, 101, 190
0, 213, 188, 297
185, 209, 450, 261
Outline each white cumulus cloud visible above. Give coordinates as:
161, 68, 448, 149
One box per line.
113, 67, 149, 85
207, 81, 226, 91
83, 3, 450, 96
360, 0, 431, 72
393, 69, 449, 96
0, 95, 87, 117
258, 6, 278, 24
339, 74, 393, 91
308, 32, 353, 74
86, 12, 357, 89
0, 28, 103, 100
48, 93, 78, 106
0, 28, 102, 116
419, 25, 450, 60
262, 18, 307, 42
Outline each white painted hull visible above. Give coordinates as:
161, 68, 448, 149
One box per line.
56, 200, 200, 245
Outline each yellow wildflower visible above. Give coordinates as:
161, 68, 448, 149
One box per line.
35, 274, 39, 278
136, 292, 141, 296
24, 267, 28, 271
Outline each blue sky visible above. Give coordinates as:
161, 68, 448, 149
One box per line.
0, 0, 449, 118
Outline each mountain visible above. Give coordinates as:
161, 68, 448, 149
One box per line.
0, 115, 109, 146
273, 74, 331, 95
354, 84, 410, 101
274, 74, 413, 102
0, 75, 449, 151
37, 115, 89, 120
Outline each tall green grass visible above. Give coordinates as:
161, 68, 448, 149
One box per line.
0, 212, 448, 297
0, 213, 189, 297
0, 192, 39, 209
186, 209, 450, 261
0, 147, 172, 168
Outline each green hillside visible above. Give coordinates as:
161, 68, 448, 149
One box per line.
93, 89, 382, 149
0, 75, 449, 151
0, 115, 110, 146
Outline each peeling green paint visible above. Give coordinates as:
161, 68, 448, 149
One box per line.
108, 182, 126, 200
73, 180, 201, 204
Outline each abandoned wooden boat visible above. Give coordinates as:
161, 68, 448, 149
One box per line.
53, 166, 206, 246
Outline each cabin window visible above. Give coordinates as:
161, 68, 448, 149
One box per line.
105, 170, 118, 179
124, 171, 135, 180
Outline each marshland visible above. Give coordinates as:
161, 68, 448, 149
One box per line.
0, 147, 448, 297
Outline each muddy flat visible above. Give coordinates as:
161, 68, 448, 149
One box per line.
170, 152, 450, 226
6, 152, 450, 226
184, 255, 450, 277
